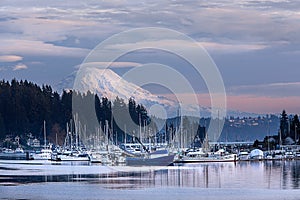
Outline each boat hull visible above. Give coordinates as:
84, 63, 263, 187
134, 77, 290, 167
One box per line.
126, 154, 175, 166
51, 153, 90, 162
0, 152, 27, 160
0, 152, 33, 160
175, 154, 237, 163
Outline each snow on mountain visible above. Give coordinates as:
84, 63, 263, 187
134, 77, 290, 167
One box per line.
56, 67, 178, 116
55, 67, 261, 118
76, 67, 174, 108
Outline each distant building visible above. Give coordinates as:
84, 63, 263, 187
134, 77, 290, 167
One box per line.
27, 138, 40, 147
32, 138, 40, 147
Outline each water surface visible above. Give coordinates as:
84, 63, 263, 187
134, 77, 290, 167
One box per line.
0, 160, 299, 200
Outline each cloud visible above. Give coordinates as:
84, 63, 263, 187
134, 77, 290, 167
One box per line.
0, 55, 23, 62
200, 41, 267, 53
2, 0, 300, 51
0, 39, 90, 57
228, 82, 300, 97
79, 62, 142, 69
104, 39, 268, 55
0, 5, 126, 43
1, 17, 97, 42
12, 63, 28, 71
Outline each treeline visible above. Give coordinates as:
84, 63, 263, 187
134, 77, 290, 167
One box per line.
0, 79, 67, 142
0, 79, 151, 145
279, 110, 299, 143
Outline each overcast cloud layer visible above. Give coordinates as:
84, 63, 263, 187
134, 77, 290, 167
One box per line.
0, 0, 299, 113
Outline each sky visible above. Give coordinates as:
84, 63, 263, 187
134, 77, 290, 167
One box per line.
0, 0, 300, 114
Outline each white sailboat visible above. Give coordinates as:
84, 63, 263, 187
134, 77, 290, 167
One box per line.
51, 118, 89, 162
174, 148, 237, 163
174, 127, 237, 163
32, 121, 52, 160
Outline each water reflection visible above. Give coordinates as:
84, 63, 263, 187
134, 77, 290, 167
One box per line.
0, 160, 299, 190
264, 160, 300, 189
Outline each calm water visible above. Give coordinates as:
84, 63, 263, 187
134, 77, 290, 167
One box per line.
0, 160, 299, 200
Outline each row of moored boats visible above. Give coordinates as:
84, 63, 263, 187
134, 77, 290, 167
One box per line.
2, 145, 299, 166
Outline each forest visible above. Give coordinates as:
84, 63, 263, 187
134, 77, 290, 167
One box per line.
0, 79, 152, 146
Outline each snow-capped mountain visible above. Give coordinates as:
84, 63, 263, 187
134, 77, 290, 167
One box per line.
55, 67, 260, 118
56, 67, 178, 116
76, 68, 174, 106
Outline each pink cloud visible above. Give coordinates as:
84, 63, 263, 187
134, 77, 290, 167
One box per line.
13, 63, 28, 71
0, 55, 23, 62
227, 95, 300, 114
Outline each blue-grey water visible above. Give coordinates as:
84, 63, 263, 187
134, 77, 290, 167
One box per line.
0, 160, 299, 200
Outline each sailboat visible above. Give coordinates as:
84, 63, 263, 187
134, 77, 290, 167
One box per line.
174, 148, 237, 163
88, 120, 124, 165
124, 131, 175, 166
125, 149, 175, 166
51, 118, 90, 162
174, 124, 237, 163
32, 121, 52, 160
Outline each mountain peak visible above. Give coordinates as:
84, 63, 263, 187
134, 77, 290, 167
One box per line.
56, 67, 175, 112
74, 67, 165, 103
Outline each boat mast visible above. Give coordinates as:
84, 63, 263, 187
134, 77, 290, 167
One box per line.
100, 121, 102, 149
111, 114, 113, 145
279, 129, 282, 146
74, 114, 78, 150
83, 124, 87, 148
217, 110, 220, 152
44, 120, 46, 148
124, 124, 127, 145
139, 114, 142, 143
70, 119, 73, 150
203, 118, 209, 153
115, 131, 118, 146
105, 120, 109, 151
268, 115, 270, 152
176, 108, 180, 151
180, 108, 183, 149
149, 127, 151, 153
143, 119, 146, 144
295, 123, 297, 144
65, 122, 69, 149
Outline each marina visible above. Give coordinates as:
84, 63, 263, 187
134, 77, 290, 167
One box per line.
1, 0, 300, 199
2, 146, 300, 166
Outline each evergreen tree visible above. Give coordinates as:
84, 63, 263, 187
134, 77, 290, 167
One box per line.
280, 110, 289, 138
0, 113, 6, 138
0, 79, 154, 147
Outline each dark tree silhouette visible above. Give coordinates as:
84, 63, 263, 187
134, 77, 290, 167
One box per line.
280, 110, 289, 138
0, 79, 151, 147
